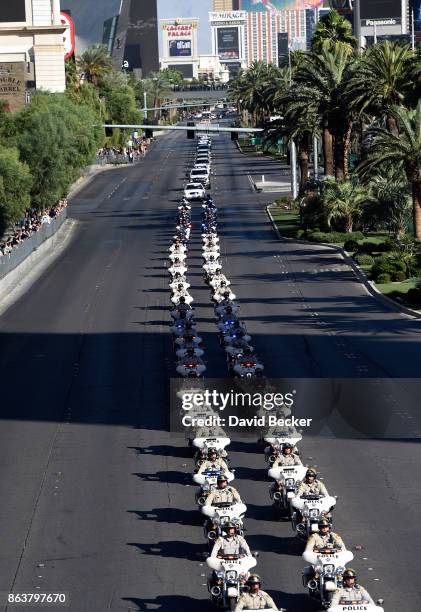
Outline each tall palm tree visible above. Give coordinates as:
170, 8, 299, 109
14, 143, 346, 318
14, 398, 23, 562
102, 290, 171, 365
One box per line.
322, 179, 371, 233
77, 44, 113, 87
144, 71, 172, 119
228, 62, 278, 125
312, 10, 356, 53
344, 41, 413, 134
283, 44, 354, 178
359, 103, 421, 239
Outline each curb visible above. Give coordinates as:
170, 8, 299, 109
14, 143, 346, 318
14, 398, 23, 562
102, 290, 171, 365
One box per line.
266, 204, 421, 321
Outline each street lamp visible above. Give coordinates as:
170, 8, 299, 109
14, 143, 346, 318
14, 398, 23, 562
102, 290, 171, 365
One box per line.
354, 0, 362, 52
288, 47, 298, 200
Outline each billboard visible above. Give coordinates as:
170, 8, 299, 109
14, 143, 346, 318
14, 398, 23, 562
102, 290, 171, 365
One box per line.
0, 63, 26, 112
217, 27, 240, 59
360, 0, 402, 19
0, 0, 26, 22
61, 12, 76, 60
165, 24, 193, 38
240, 0, 323, 10
169, 39, 192, 57
278, 32, 289, 67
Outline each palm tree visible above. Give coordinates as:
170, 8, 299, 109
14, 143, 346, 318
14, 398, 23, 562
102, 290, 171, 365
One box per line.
283, 44, 354, 178
144, 71, 173, 119
312, 10, 356, 53
228, 62, 278, 125
77, 44, 113, 87
359, 103, 421, 239
322, 179, 371, 233
344, 41, 413, 134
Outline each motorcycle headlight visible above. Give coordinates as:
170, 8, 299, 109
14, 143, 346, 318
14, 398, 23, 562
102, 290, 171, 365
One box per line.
217, 571, 224, 579
202, 484, 210, 492
285, 478, 294, 487
226, 571, 237, 580
309, 509, 319, 518
323, 565, 334, 575
302, 508, 310, 517
336, 566, 345, 575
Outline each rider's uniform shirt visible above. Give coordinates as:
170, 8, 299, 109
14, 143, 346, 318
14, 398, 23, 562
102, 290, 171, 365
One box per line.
330, 585, 374, 606
205, 486, 242, 506
305, 531, 345, 552
234, 590, 278, 611
297, 480, 328, 496
272, 453, 302, 467
198, 458, 228, 475
211, 534, 251, 558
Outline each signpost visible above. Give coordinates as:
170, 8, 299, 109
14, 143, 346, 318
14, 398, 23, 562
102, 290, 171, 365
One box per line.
0, 62, 26, 112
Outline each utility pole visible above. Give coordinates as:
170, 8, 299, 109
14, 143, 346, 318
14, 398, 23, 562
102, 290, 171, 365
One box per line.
354, 0, 362, 51
373, 21, 377, 44
143, 91, 148, 120
288, 48, 298, 200
412, 8, 416, 52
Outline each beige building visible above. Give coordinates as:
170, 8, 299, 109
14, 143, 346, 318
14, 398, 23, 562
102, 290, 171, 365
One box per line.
0, 0, 67, 108
213, 0, 234, 10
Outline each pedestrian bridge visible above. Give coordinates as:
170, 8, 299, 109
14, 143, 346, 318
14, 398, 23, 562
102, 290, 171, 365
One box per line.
169, 86, 229, 101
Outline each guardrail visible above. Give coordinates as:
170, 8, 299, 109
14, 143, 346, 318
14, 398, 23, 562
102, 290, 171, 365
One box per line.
0, 211, 67, 280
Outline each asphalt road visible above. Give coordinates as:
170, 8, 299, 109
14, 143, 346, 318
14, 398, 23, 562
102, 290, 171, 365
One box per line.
0, 129, 420, 612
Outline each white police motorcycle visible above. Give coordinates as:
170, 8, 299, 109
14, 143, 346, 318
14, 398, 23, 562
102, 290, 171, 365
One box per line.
302, 547, 354, 608
206, 553, 257, 611
291, 493, 337, 540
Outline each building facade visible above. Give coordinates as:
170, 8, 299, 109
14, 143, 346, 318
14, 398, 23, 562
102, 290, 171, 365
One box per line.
244, 9, 306, 64
209, 10, 248, 73
160, 18, 200, 79
0, 0, 67, 108
112, 0, 159, 77
213, 0, 240, 10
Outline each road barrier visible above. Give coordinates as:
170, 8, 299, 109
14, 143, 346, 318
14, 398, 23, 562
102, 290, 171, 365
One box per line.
0, 211, 67, 281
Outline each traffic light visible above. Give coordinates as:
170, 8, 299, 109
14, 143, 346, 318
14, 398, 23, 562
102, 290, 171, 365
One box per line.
187, 121, 195, 139
143, 119, 153, 139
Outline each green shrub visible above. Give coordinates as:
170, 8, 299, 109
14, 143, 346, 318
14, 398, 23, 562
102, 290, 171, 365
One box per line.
371, 255, 406, 282
296, 229, 306, 239
344, 239, 360, 252
308, 230, 364, 244
354, 253, 374, 266
376, 273, 391, 284
392, 271, 407, 282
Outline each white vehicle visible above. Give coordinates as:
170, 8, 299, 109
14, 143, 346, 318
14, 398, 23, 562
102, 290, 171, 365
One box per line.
203, 260, 222, 277
169, 251, 187, 262
184, 182, 205, 200
170, 304, 193, 319
263, 427, 303, 447
169, 243, 187, 253
170, 320, 197, 337
268, 464, 307, 513
206, 554, 257, 610
176, 360, 206, 378
168, 263, 187, 277
202, 249, 220, 261
291, 494, 337, 540
213, 288, 237, 303
194, 162, 211, 173
190, 168, 210, 188
193, 435, 231, 453
170, 291, 193, 306
194, 469, 235, 486
205, 503, 247, 544
303, 547, 354, 609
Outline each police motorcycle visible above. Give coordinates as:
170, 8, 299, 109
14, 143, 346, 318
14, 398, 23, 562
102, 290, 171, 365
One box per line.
168, 259, 187, 277
204, 260, 223, 282
203, 504, 247, 546
220, 323, 251, 348
232, 350, 264, 380
291, 493, 337, 540
213, 285, 237, 304
176, 349, 206, 378
302, 546, 354, 609
193, 467, 235, 507
169, 249, 187, 263
203, 248, 221, 262
268, 465, 307, 516
203, 232, 220, 245
215, 299, 240, 318
174, 331, 203, 350
263, 427, 303, 449
206, 550, 258, 611
170, 287, 194, 306
169, 241, 187, 255
170, 317, 198, 338
170, 300, 194, 320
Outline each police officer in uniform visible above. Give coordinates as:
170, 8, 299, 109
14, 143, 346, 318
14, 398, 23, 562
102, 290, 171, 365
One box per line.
297, 468, 329, 496
234, 574, 279, 611
205, 474, 242, 506
197, 448, 229, 475
210, 522, 251, 559
305, 518, 344, 552
330, 568, 375, 606
272, 442, 302, 467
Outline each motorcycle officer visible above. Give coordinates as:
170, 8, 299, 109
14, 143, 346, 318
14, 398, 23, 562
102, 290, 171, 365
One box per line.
297, 468, 329, 497
205, 474, 242, 506
234, 574, 279, 611
330, 569, 375, 606
210, 522, 250, 559
305, 518, 344, 552
197, 448, 229, 475
272, 443, 302, 467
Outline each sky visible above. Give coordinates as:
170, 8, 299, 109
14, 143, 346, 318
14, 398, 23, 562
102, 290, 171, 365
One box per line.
63, 0, 213, 56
